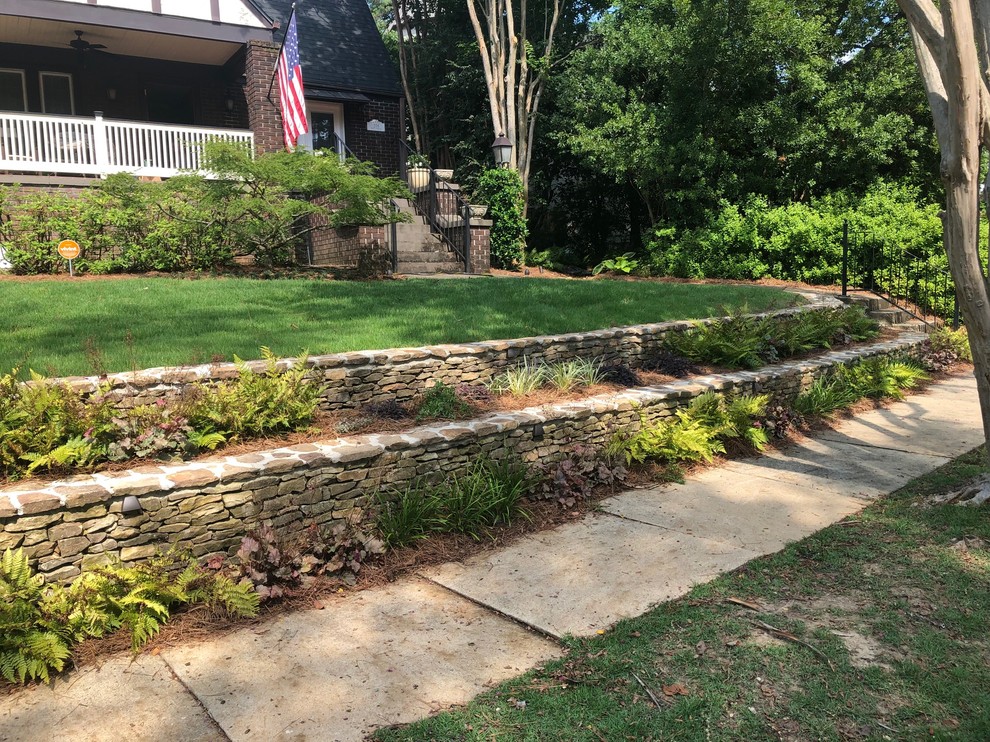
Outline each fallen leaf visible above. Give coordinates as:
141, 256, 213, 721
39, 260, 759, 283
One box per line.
725, 639, 739, 647
695, 640, 707, 656
662, 683, 688, 696
630, 631, 641, 638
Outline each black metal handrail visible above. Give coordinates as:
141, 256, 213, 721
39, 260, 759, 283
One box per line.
398, 140, 471, 272
840, 219, 959, 329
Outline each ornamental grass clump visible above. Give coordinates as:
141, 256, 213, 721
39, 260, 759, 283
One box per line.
793, 355, 928, 417
374, 456, 534, 545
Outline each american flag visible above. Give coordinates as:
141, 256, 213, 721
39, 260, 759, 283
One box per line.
277, 10, 308, 150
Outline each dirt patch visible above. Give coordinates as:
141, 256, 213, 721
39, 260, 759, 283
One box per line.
755, 594, 903, 670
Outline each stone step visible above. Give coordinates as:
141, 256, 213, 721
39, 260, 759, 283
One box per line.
396, 250, 461, 263
396, 261, 465, 274
870, 308, 913, 325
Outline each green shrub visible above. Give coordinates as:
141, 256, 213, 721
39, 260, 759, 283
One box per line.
645, 182, 944, 287
608, 392, 769, 468
0, 144, 408, 275
665, 308, 879, 370
0, 349, 319, 479
475, 168, 527, 268
0, 548, 258, 684
843, 356, 928, 400
436, 458, 532, 539
793, 356, 928, 416
188, 348, 320, 439
792, 376, 859, 417
489, 359, 545, 395
927, 326, 972, 363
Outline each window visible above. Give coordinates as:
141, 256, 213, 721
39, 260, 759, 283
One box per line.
297, 102, 344, 154
40, 72, 74, 115
0, 69, 27, 112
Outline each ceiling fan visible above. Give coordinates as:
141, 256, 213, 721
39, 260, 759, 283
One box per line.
68, 30, 108, 53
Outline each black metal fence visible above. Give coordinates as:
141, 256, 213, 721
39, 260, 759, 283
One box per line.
840, 219, 959, 329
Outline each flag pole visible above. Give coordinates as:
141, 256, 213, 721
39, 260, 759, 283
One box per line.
266, 2, 297, 102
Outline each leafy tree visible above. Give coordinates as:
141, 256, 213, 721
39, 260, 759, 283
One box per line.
553, 0, 938, 243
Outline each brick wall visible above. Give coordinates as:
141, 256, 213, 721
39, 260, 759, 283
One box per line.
469, 223, 492, 273
343, 96, 402, 176
0, 332, 925, 581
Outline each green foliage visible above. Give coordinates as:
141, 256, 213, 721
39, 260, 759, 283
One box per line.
0, 548, 258, 684
843, 356, 928, 400
609, 392, 770, 468
435, 458, 532, 539
0, 549, 71, 684
188, 348, 320, 439
554, 0, 938, 243
415, 381, 473, 420
489, 359, 546, 396
375, 482, 441, 549
374, 457, 533, 544
794, 356, 929, 416
0, 145, 407, 275
0, 349, 319, 479
592, 253, 640, 276
646, 184, 944, 285
665, 308, 879, 370
475, 169, 527, 268
490, 358, 606, 395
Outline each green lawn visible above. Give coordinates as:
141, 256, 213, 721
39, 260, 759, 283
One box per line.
376, 447, 990, 741
0, 277, 795, 377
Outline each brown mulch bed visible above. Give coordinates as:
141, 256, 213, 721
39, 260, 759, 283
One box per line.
0, 325, 906, 491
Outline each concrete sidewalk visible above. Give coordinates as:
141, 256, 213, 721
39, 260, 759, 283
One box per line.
1, 374, 982, 742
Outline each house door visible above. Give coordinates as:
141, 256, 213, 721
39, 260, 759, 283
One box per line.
297, 102, 345, 154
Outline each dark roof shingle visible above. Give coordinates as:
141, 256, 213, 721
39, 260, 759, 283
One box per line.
253, 0, 401, 97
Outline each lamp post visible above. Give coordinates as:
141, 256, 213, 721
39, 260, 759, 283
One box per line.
491, 133, 512, 168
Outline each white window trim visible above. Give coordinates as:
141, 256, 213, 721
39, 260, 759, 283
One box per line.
0, 68, 27, 112
296, 101, 345, 154
39, 71, 75, 115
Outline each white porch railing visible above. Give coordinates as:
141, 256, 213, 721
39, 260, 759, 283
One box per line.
0, 111, 254, 179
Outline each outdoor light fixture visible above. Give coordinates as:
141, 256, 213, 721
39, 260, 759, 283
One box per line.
532, 423, 545, 441
491, 133, 512, 168
225, 97, 235, 111
121, 495, 142, 514
106, 88, 116, 101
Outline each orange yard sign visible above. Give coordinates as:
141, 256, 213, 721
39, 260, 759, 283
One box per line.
57, 240, 81, 260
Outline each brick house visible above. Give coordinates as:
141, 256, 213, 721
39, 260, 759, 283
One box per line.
0, 0, 489, 273
0, 0, 402, 178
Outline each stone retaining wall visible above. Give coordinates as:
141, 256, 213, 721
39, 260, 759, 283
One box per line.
0, 330, 925, 582
54, 291, 838, 413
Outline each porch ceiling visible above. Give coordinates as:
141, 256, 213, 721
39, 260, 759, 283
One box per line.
0, 16, 245, 65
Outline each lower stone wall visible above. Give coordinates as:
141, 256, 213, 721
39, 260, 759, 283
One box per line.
0, 332, 925, 582
55, 292, 839, 413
